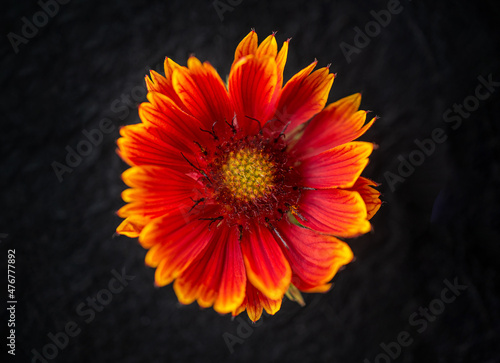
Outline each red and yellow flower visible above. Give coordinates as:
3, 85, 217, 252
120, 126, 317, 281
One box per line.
116, 30, 381, 321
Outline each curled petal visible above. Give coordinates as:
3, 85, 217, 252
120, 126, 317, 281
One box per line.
346, 177, 382, 220
116, 215, 148, 237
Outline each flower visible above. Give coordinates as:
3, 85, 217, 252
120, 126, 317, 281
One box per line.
116, 30, 381, 322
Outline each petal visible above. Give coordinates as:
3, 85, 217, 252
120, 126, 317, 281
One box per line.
174, 226, 246, 314
254, 34, 286, 115
117, 124, 190, 171
275, 39, 289, 86
242, 33, 288, 108
346, 177, 381, 220
233, 32, 287, 89
139, 93, 209, 155
255, 33, 278, 59
234, 30, 258, 63
173, 235, 224, 308
295, 93, 375, 159
233, 282, 282, 322
275, 219, 353, 291
172, 57, 233, 130
241, 222, 291, 300
296, 282, 333, 293
145, 57, 184, 109
139, 207, 219, 286
117, 165, 201, 220
144, 242, 163, 267
297, 189, 371, 237
255, 34, 285, 114
229, 55, 279, 133
299, 142, 374, 189
116, 215, 148, 237
275, 62, 334, 131
138, 204, 219, 250
215, 228, 247, 313
276, 61, 316, 122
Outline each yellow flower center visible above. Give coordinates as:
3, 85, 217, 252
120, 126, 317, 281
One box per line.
222, 148, 275, 202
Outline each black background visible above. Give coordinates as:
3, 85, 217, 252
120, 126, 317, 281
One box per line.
2, 0, 500, 362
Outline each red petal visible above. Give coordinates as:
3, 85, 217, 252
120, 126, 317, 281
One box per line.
253, 35, 286, 123
233, 32, 288, 92
117, 124, 190, 171
298, 189, 371, 237
140, 207, 220, 286
174, 225, 246, 314
241, 222, 291, 300
299, 142, 374, 189
295, 93, 375, 159
172, 57, 233, 130
215, 227, 247, 313
139, 93, 209, 155
275, 62, 334, 132
346, 177, 381, 220
275, 219, 353, 291
145, 58, 184, 109
117, 165, 201, 220
173, 229, 226, 309
228, 55, 279, 133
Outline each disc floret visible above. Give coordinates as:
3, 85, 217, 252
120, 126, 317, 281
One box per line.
222, 148, 275, 202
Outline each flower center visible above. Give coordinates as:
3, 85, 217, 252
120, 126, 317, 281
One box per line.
188, 122, 303, 228
222, 148, 275, 202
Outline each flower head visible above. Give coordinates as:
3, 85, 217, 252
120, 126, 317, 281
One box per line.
116, 30, 381, 321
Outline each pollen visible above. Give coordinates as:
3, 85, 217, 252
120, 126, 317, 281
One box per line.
222, 148, 275, 202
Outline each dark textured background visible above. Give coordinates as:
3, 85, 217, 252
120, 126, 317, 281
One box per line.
2, 0, 500, 362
